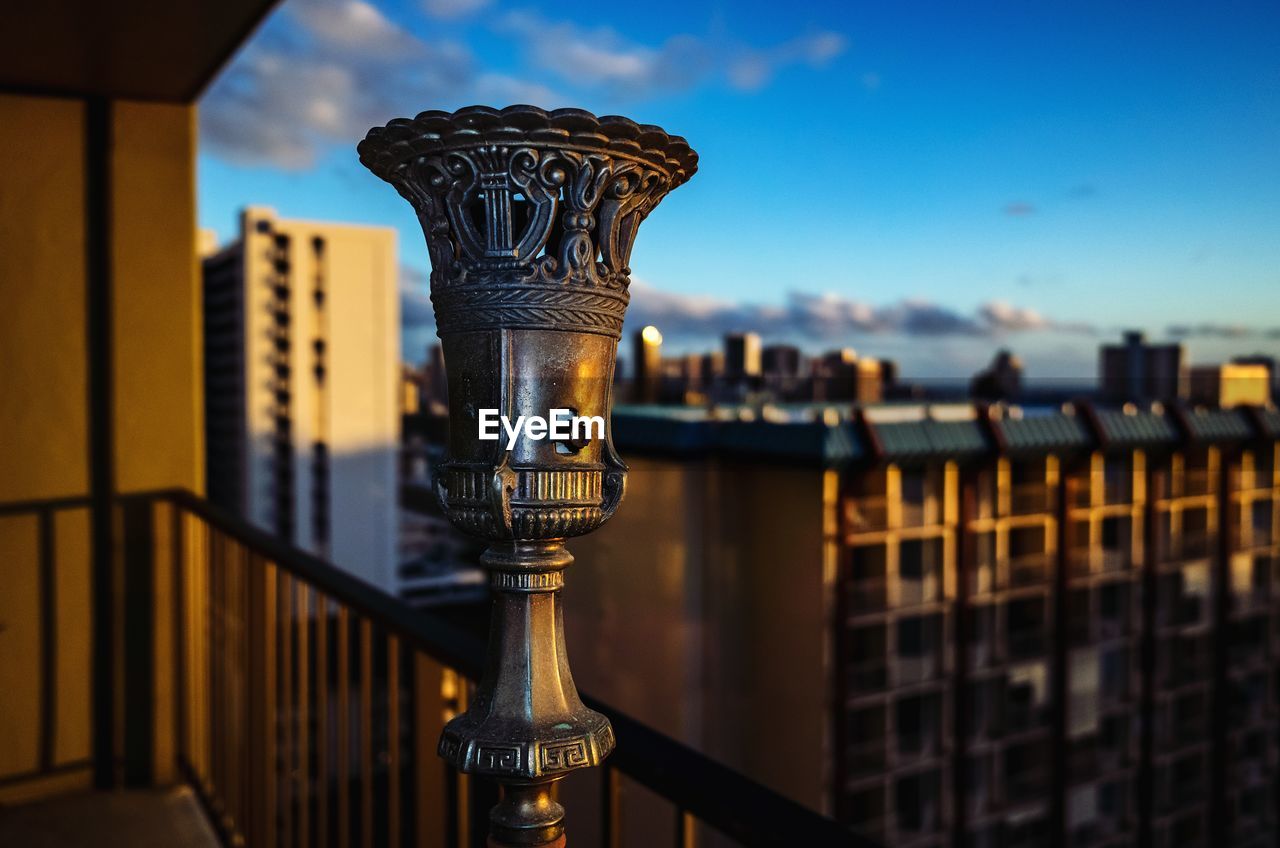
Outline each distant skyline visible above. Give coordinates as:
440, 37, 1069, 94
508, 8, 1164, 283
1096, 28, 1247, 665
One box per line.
197, 0, 1280, 380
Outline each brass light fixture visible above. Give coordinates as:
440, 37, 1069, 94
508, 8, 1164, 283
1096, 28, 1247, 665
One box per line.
359, 105, 696, 847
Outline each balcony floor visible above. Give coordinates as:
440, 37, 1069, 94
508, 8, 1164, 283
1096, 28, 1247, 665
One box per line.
0, 787, 218, 847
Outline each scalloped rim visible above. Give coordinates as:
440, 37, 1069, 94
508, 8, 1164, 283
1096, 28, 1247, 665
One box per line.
358, 104, 697, 189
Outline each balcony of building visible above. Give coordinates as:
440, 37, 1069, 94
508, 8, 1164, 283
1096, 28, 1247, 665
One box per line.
844, 495, 892, 536
0, 490, 873, 848
1154, 749, 1210, 814
1066, 777, 1135, 848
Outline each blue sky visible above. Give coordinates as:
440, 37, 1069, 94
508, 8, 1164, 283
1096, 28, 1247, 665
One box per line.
198, 0, 1280, 381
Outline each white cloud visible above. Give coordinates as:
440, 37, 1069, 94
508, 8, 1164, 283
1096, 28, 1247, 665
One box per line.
726, 31, 847, 91
497, 11, 844, 100
292, 0, 424, 57
498, 12, 708, 98
471, 73, 566, 108
202, 0, 474, 167
978, 301, 1049, 332
202, 0, 849, 166
622, 280, 1095, 342
422, 0, 490, 20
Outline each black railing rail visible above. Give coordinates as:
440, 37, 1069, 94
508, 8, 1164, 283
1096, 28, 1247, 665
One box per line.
104, 487, 872, 848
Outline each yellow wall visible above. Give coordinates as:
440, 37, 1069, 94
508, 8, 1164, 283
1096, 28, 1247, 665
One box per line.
112, 101, 203, 494
0, 92, 202, 799
0, 94, 89, 503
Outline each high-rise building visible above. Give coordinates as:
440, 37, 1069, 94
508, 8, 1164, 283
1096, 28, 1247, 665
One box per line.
880, 359, 900, 394
1233, 355, 1278, 401
632, 325, 663, 404
763, 344, 803, 377
1189, 363, 1271, 408
762, 344, 805, 400
202, 206, 400, 591
725, 331, 763, 380
855, 357, 884, 404
1100, 331, 1186, 403
561, 399, 1280, 846
815, 348, 859, 401
701, 350, 726, 385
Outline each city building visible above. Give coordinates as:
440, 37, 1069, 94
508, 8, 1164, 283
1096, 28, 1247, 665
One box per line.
1189, 363, 1271, 408
725, 331, 763, 380
400, 362, 422, 415
1234, 355, 1278, 401
856, 358, 885, 404
420, 343, 448, 411
555, 399, 1280, 846
1100, 331, 1187, 403
763, 343, 804, 377
811, 349, 885, 404
632, 324, 663, 404
762, 343, 807, 400
202, 207, 400, 591
971, 349, 1024, 401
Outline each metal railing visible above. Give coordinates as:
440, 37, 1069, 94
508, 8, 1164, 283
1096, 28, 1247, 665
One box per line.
120, 488, 870, 848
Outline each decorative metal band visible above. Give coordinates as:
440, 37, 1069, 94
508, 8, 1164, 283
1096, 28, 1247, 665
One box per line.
432, 285, 629, 337
510, 506, 603, 539
439, 467, 611, 539
438, 711, 615, 779
358, 106, 697, 192
490, 570, 565, 592
439, 468, 490, 503
513, 468, 604, 503
441, 467, 605, 505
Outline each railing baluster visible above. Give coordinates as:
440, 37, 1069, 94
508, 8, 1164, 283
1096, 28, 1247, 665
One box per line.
413, 653, 444, 848
222, 531, 237, 836
182, 513, 197, 778
280, 572, 294, 848
232, 540, 246, 839
212, 528, 227, 830
242, 544, 255, 842
207, 527, 219, 807
360, 618, 374, 848
254, 561, 279, 848
674, 807, 695, 848
223, 537, 237, 835
337, 606, 351, 848
601, 766, 619, 848
196, 516, 210, 788
316, 595, 330, 848
453, 676, 471, 848
388, 635, 401, 848
173, 508, 188, 779
297, 581, 311, 848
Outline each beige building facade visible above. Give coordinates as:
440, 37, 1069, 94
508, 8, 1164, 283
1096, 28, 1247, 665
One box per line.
203, 208, 400, 591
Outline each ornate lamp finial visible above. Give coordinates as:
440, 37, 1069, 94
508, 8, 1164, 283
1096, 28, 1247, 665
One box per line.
359, 105, 696, 847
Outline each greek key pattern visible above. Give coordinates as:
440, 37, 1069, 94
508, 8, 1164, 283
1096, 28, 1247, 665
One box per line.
476, 745, 523, 773
539, 740, 590, 773
438, 733, 461, 761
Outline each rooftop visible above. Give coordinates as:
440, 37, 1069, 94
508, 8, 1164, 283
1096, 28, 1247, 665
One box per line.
609, 400, 1280, 465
